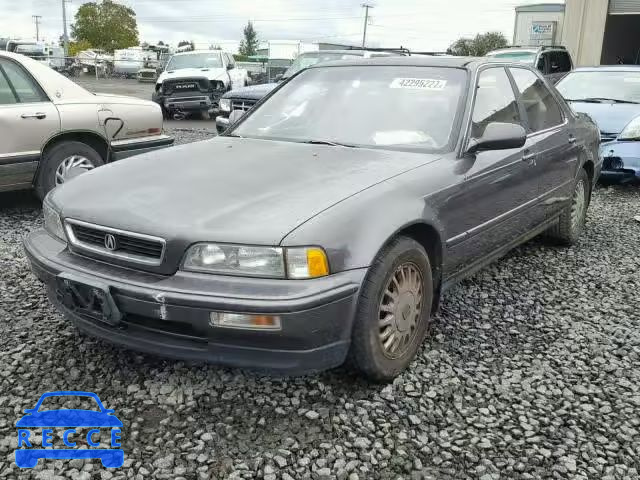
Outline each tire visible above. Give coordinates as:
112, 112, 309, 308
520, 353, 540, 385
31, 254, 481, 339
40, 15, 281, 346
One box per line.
35, 141, 104, 200
348, 236, 433, 382
547, 168, 590, 245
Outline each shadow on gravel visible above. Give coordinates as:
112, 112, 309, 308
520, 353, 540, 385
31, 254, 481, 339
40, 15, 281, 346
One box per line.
0, 190, 40, 211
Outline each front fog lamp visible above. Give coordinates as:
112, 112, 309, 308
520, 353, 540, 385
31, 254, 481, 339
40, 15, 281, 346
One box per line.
43, 202, 65, 241
286, 247, 329, 279
219, 98, 231, 112
618, 116, 640, 140
210, 312, 281, 331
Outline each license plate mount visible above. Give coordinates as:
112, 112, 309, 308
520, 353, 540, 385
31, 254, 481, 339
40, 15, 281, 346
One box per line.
56, 273, 122, 326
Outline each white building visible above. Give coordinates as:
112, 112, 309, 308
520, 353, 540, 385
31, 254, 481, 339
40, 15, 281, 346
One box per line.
513, 3, 565, 47
515, 0, 640, 66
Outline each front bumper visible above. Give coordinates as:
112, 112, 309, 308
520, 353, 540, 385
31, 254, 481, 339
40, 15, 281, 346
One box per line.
110, 135, 174, 161
600, 141, 640, 182
153, 91, 225, 113
24, 230, 365, 375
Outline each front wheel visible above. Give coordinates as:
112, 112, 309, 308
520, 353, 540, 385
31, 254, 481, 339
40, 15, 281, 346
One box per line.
547, 168, 590, 245
348, 236, 433, 382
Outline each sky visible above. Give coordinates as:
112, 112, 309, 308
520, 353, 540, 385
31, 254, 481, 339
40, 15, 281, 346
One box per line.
0, 0, 564, 53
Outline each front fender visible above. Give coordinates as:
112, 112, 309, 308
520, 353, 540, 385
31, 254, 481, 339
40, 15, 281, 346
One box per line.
280, 181, 444, 273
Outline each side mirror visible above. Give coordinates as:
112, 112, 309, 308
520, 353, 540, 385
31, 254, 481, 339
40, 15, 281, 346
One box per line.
228, 109, 245, 125
227, 63, 234, 70
466, 122, 526, 154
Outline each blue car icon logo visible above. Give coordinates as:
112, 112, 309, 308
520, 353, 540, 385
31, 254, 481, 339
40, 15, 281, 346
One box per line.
15, 391, 123, 468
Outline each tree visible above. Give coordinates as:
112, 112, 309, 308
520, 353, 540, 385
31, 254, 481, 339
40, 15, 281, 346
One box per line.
448, 31, 508, 57
238, 21, 259, 56
178, 40, 191, 47
68, 39, 92, 57
71, 0, 138, 52
158, 40, 165, 46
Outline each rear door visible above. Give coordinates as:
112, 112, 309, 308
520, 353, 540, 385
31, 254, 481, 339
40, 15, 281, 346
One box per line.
444, 66, 541, 275
0, 57, 60, 190
509, 67, 578, 219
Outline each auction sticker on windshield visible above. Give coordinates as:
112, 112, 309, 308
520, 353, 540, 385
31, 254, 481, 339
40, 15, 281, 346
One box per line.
390, 78, 447, 89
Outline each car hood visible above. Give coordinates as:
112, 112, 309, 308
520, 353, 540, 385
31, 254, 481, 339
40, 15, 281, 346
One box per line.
16, 410, 122, 427
52, 138, 439, 249
568, 101, 640, 135
157, 68, 228, 84
223, 83, 278, 100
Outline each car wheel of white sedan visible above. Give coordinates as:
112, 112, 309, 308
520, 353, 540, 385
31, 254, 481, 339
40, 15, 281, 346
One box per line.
348, 236, 433, 382
36, 141, 104, 200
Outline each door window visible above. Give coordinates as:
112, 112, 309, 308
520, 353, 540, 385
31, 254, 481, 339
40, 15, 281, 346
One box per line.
536, 53, 547, 73
549, 51, 571, 73
509, 67, 563, 132
0, 69, 17, 104
471, 67, 522, 138
0, 59, 47, 103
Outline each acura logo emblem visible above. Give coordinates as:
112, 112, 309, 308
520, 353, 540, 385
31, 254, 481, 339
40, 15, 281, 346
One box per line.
104, 233, 117, 251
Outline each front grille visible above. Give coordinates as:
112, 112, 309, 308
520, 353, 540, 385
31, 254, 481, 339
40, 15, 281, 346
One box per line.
600, 133, 617, 143
162, 77, 209, 95
65, 219, 165, 266
231, 99, 257, 112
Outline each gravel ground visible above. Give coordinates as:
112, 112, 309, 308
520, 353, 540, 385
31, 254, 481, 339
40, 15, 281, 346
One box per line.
0, 133, 639, 479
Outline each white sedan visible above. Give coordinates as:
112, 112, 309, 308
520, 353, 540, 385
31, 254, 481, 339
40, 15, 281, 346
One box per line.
0, 51, 173, 199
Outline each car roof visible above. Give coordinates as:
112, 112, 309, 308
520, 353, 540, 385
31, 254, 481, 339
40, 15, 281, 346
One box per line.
487, 48, 538, 54
571, 65, 640, 72
172, 50, 223, 57
307, 55, 528, 71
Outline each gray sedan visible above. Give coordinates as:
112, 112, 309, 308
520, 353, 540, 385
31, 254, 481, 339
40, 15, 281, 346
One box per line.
24, 57, 600, 381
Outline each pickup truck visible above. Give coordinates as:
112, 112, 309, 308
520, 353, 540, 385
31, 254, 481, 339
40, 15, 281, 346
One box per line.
152, 50, 248, 119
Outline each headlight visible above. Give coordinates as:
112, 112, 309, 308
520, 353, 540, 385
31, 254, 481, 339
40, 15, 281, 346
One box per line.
182, 244, 329, 279
618, 116, 640, 140
43, 201, 65, 242
219, 98, 231, 112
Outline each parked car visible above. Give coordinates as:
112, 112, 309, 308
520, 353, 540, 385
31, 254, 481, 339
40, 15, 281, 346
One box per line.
215, 49, 405, 133
152, 50, 248, 120
556, 66, 640, 182
25, 57, 600, 381
486, 45, 573, 84
0, 52, 173, 199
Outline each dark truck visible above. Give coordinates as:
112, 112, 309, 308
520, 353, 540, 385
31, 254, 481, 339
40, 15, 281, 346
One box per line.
215, 49, 404, 133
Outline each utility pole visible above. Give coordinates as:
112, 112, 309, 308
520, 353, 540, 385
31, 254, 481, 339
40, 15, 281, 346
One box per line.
32, 15, 42, 41
361, 3, 373, 49
62, 0, 70, 56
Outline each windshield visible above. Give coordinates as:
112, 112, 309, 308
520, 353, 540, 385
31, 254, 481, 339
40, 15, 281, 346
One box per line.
283, 52, 363, 78
556, 71, 640, 103
233, 66, 466, 152
166, 52, 222, 70
486, 51, 536, 64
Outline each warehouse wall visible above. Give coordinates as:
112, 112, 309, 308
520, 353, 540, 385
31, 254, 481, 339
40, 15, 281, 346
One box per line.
513, 11, 565, 46
562, 0, 609, 66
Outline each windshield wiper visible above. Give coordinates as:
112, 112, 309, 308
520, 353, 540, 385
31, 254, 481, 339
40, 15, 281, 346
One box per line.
305, 140, 357, 148
567, 97, 640, 104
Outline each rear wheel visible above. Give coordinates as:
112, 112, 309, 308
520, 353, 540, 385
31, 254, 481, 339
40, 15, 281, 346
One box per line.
348, 236, 433, 382
36, 141, 104, 200
547, 168, 590, 245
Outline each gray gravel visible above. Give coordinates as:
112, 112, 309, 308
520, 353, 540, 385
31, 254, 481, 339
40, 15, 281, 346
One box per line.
1, 134, 639, 479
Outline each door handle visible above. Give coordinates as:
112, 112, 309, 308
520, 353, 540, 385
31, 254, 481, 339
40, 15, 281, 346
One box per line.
522, 151, 537, 165
21, 112, 47, 119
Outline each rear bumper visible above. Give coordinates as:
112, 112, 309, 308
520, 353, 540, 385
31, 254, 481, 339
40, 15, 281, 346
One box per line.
24, 230, 365, 375
110, 135, 174, 161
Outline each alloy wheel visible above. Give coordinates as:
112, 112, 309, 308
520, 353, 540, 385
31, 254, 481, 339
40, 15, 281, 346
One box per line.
55, 155, 95, 185
570, 179, 587, 234
378, 262, 423, 359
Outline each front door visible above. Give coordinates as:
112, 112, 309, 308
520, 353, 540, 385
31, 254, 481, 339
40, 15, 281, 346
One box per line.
444, 66, 540, 277
509, 67, 578, 219
0, 57, 60, 190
